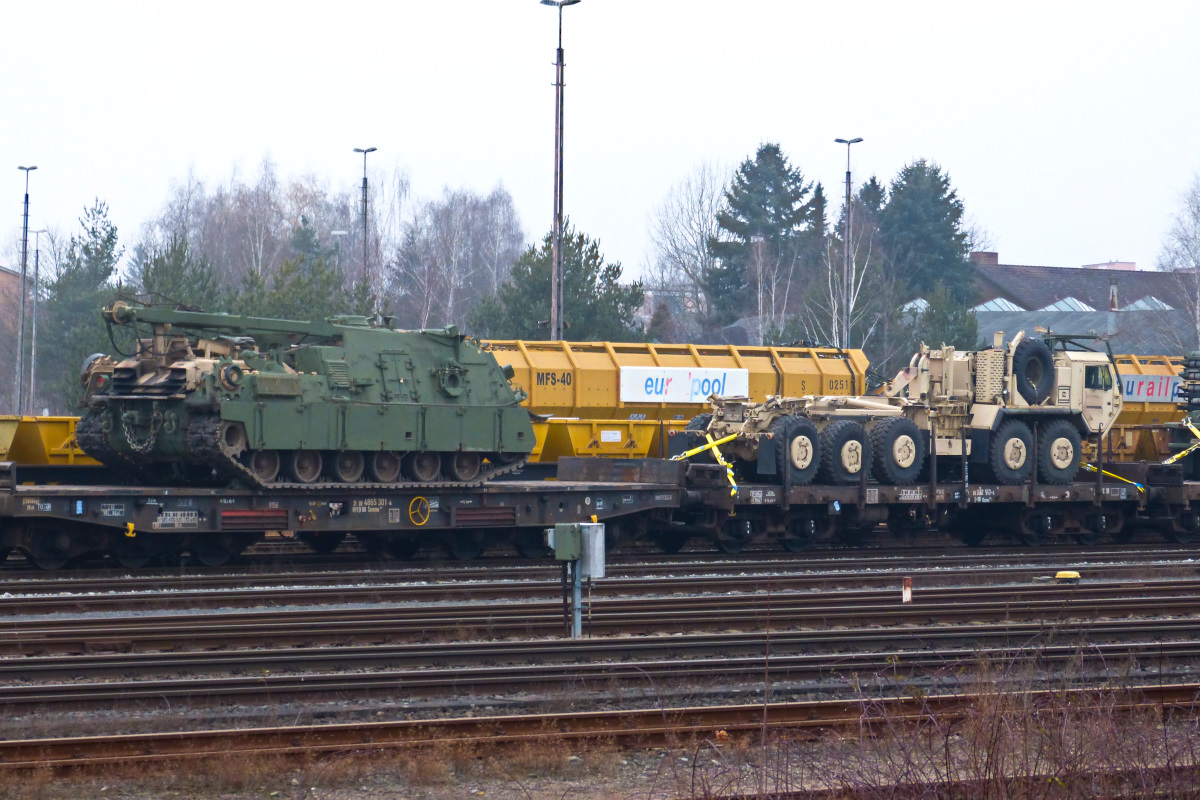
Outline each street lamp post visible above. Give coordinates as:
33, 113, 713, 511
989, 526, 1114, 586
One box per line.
28, 229, 46, 416
833, 138, 862, 349
541, 0, 581, 341
16, 166, 37, 415
352, 147, 377, 298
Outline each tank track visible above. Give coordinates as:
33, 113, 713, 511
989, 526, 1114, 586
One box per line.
76, 409, 150, 478
185, 414, 529, 491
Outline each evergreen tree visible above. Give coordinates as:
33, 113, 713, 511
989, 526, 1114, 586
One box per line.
878, 160, 975, 303
37, 201, 123, 412
134, 235, 219, 309
468, 223, 644, 341
707, 143, 822, 329
911, 282, 980, 351
858, 176, 886, 216
222, 219, 349, 322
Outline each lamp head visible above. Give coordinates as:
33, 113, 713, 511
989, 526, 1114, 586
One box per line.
18, 165, 37, 172
353, 147, 377, 154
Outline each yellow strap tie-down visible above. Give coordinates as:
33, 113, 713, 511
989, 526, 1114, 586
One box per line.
1161, 418, 1200, 467
1080, 463, 1145, 494
672, 432, 739, 498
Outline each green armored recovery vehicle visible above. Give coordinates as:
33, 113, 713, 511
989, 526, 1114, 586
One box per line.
77, 301, 535, 488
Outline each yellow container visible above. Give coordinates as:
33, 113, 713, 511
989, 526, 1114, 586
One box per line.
0, 415, 99, 466
482, 340, 868, 463
1112, 355, 1183, 427
1089, 355, 1184, 462
484, 340, 869, 421
538, 419, 661, 462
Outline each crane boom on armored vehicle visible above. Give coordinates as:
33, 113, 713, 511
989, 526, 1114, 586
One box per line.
78, 301, 535, 488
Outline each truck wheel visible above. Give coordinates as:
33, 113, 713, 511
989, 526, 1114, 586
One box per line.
1037, 419, 1082, 484
774, 416, 820, 485
818, 420, 871, 485
871, 417, 924, 485
988, 420, 1034, 484
684, 414, 714, 463
1013, 339, 1055, 405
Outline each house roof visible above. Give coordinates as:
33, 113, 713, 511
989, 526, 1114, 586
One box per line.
974, 309, 1195, 356
975, 263, 1185, 312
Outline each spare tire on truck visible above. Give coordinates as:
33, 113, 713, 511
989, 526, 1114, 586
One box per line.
1013, 339, 1055, 405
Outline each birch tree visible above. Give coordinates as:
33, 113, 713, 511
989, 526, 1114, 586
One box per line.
1161, 174, 1200, 351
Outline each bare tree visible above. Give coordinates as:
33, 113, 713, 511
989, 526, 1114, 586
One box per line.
1161, 173, 1200, 351
389, 186, 526, 328
646, 162, 727, 337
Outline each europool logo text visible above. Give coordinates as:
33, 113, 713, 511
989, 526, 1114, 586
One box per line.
619, 367, 750, 404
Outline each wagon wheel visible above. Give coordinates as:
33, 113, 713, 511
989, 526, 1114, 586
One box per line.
297, 531, 346, 555
368, 451, 402, 483
388, 538, 421, 560
248, 450, 281, 484
110, 535, 161, 569
446, 452, 482, 482
331, 451, 365, 483
514, 530, 551, 559
288, 450, 323, 484
444, 532, 484, 561
657, 533, 689, 555
404, 451, 441, 482
30, 551, 70, 571
192, 534, 249, 567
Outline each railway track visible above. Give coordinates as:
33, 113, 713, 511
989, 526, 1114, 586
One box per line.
4, 682, 1200, 771
2, 550, 1198, 615
4, 582, 1200, 712
4, 541, 1198, 590
5, 578, 1200, 655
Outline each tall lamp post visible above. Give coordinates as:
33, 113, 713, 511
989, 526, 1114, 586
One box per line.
541, 0, 581, 341
28, 229, 46, 416
833, 138, 862, 349
352, 147, 377, 297
16, 166, 37, 415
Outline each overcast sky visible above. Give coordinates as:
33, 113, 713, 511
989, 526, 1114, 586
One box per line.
2, 1, 1198, 280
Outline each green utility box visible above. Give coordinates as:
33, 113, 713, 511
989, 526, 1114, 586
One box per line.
547, 523, 583, 561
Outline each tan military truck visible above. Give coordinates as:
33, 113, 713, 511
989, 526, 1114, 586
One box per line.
695, 332, 1122, 486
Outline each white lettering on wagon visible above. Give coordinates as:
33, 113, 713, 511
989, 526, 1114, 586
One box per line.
152, 510, 200, 529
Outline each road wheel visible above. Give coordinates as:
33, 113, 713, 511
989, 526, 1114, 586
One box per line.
248, 450, 281, 484
446, 452, 482, 482
770, 416, 820, 485
1037, 419, 1082, 484
368, 451, 402, 483
217, 421, 247, 459
330, 451, 365, 483
818, 420, 870, 485
871, 417, 924, 485
988, 420, 1034, 485
404, 451, 441, 482
288, 450, 323, 484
